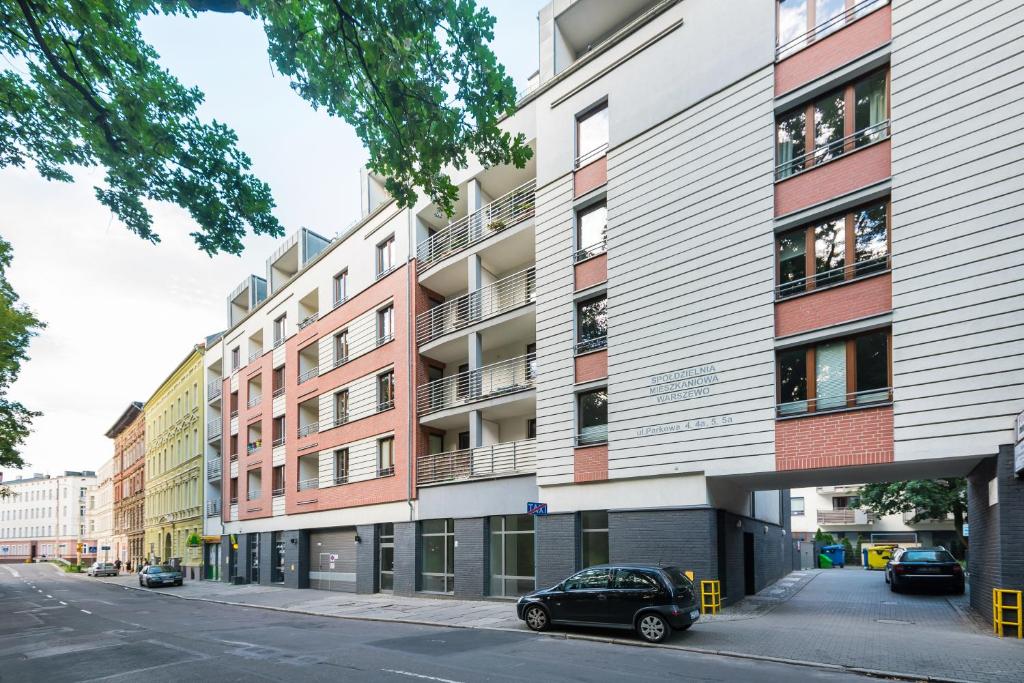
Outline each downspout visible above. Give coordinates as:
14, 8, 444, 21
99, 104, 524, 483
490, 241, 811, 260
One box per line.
406, 212, 415, 522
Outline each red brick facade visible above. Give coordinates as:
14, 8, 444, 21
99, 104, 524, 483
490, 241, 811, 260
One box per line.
775, 140, 891, 216
575, 349, 608, 384
574, 253, 607, 291
574, 156, 607, 197
574, 444, 609, 483
775, 273, 891, 337
775, 405, 894, 471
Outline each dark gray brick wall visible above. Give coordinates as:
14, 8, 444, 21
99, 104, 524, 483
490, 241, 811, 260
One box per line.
455, 517, 487, 599
609, 509, 718, 586
219, 535, 233, 583
536, 513, 577, 588
356, 524, 378, 594
393, 522, 419, 596
258, 532, 273, 586
282, 529, 309, 589
995, 444, 1024, 604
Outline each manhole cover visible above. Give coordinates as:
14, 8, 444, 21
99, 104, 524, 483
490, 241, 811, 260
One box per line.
876, 619, 914, 625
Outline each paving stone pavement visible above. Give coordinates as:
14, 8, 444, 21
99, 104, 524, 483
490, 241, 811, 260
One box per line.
88, 567, 1024, 682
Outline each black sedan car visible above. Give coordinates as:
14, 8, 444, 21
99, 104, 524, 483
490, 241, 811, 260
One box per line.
139, 564, 184, 588
517, 563, 700, 643
886, 547, 964, 594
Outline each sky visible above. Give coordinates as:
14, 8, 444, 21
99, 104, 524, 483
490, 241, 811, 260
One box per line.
0, 1, 543, 482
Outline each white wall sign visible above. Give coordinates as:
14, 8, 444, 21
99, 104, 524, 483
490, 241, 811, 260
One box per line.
1014, 440, 1024, 478
1016, 409, 1024, 443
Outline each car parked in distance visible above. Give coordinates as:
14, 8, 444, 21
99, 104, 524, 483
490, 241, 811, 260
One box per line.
87, 562, 117, 577
138, 564, 183, 588
517, 563, 700, 643
886, 547, 964, 594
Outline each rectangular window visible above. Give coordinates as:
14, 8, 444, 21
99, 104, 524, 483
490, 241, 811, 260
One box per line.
377, 305, 394, 345
377, 371, 395, 411
333, 330, 349, 365
577, 388, 608, 446
527, 418, 536, 440
376, 235, 395, 278
332, 270, 348, 306
575, 201, 607, 262
273, 314, 286, 347
580, 510, 609, 568
377, 436, 395, 477
231, 347, 240, 371
271, 465, 285, 496
379, 523, 394, 590
777, 329, 891, 415
575, 294, 607, 354
854, 68, 888, 146
791, 497, 806, 516
576, 102, 608, 167
333, 390, 349, 426
334, 448, 349, 485
457, 431, 470, 450
777, 1, 888, 57
421, 518, 455, 593
272, 366, 285, 397
833, 495, 860, 510
489, 514, 535, 597
229, 477, 238, 504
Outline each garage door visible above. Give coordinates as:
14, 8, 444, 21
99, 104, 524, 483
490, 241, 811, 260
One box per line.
308, 528, 357, 592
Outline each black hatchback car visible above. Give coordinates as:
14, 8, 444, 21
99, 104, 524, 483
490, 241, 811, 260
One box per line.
139, 565, 184, 588
886, 547, 964, 594
516, 564, 700, 643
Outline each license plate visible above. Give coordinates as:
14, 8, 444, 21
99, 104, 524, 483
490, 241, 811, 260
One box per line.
919, 567, 939, 573
690, 609, 700, 620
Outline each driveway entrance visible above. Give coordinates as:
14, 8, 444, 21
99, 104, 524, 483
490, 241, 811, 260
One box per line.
684, 568, 1023, 683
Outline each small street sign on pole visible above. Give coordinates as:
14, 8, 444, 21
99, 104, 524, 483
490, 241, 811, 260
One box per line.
527, 502, 548, 516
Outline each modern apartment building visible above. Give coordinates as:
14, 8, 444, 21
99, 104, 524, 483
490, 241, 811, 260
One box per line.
108, 401, 145, 567
790, 484, 956, 548
203, 0, 1023, 618
0, 471, 98, 563
144, 345, 205, 573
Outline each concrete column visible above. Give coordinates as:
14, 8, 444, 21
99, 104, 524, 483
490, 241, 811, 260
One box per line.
536, 513, 577, 588
469, 411, 483, 449
393, 521, 419, 596
454, 517, 488, 599
258, 531, 274, 586
282, 529, 309, 589
356, 524, 378, 594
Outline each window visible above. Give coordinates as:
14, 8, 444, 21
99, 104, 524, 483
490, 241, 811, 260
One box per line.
377, 436, 395, 477
377, 305, 393, 345
271, 465, 285, 496
777, 329, 890, 415
273, 314, 286, 347
575, 201, 607, 262
613, 569, 659, 590
272, 531, 285, 583
333, 390, 349, 426
457, 431, 470, 450
777, 0, 889, 57
333, 330, 349, 366
334, 448, 349, 485
581, 510, 609, 568
378, 523, 394, 591
377, 371, 395, 411
577, 388, 608, 445
576, 102, 608, 168
791, 497, 806, 516
776, 201, 889, 297
376, 235, 395, 278
563, 567, 610, 591
421, 518, 455, 593
332, 270, 348, 306
272, 366, 285, 397
231, 347, 240, 371
272, 416, 286, 446
833, 495, 860, 510
489, 514, 535, 597
229, 477, 238, 504
775, 69, 889, 179
527, 418, 536, 440
575, 294, 607, 353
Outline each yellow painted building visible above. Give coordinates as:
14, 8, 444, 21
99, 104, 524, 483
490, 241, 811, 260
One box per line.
143, 344, 205, 573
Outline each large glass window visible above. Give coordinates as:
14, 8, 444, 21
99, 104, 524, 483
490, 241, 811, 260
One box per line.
776, 108, 807, 178
379, 523, 394, 591
855, 330, 889, 404
777, 1, 889, 57
581, 510, 609, 568
575, 201, 607, 262
576, 103, 608, 167
576, 295, 607, 354
854, 203, 888, 275
814, 217, 845, 286
421, 518, 455, 593
791, 497, 806, 516
489, 515, 535, 597
577, 389, 608, 446
813, 89, 845, 164
777, 230, 807, 297
854, 70, 888, 146
272, 531, 285, 583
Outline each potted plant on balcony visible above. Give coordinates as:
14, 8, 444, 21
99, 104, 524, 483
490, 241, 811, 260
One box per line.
487, 217, 507, 232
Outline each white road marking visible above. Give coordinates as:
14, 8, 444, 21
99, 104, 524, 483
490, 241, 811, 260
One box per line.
2, 566, 19, 577
37, 589, 43, 593
46, 595, 53, 598
59, 601, 67, 605
80, 609, 92, 614
382, 670, 464, 683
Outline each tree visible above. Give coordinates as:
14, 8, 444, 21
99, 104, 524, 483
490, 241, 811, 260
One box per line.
859, 479, 967, 553
0, 236, 44, 494
0, 0, 531, 256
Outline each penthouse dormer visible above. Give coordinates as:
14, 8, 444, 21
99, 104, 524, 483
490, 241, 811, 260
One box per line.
266, 228, 332, 295
227, 274, 267, 328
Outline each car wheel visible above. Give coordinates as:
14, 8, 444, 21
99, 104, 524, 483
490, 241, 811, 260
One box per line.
175, 580, 183, 587
890, 579, 899, 593
637, 613, 671, 644
885, 572, 890, 584
139, 578, 144, 586
523, 604, 549, 632
953, 584, 965, 595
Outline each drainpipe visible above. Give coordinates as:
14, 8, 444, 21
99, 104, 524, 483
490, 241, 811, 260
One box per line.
406, 212, 415, 522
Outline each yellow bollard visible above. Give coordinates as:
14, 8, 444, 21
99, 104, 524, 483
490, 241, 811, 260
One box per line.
993, 588, 1023, 638
700, 579, 721, 615
684, 570, 694, 581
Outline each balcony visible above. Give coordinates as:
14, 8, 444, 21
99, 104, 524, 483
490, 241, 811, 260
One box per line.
816, 484, 862, 495
298, 367, 318, 384
246, 489, 261, 501
206, 500, 221, 517
246, 440, 263, 454
207, 460, 222, 481
298, 313, 318, 330
902, 510, 954, 524
297, 477, 319, 492
207, 380, 222, 400
817, 509, 875, 525
207, 420, 222, 440
417, 354, 536, 415
416, 268, 535, 346
297, 422, 319, 438
416, 180, 536, 269
246, 393, 262, 409
248, 350, 262, 364
417, 439, 536, 487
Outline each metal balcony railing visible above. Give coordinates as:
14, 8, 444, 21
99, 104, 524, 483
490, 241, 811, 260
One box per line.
298, 367, 318, 384
575, 335, 607, 355
246, 489, 261, 501
246, 393, 262, 408
297, 422, 319, 438
416, 180, 536, 268
417, 354, 536, 415
776, 120, 890, 180
777, 387, 892, 417
298, 313, 318, 330
207, 380, 222, 400
272, 436, 285, 448
574, 143, 608, 170
207, 460, 222, 480
297, 477, 319, 491
574, 237, 606, 263
902, 510, 954, 524
272, 486, 285, 497
247, 440, 263, 454
416, 268, 536, 345
776, 255, 890, 299
206, 501, 221, 517
249, 350, 262, 364
817, 509, 875, 525
417, 439, 536, 487
207, 420, 222, 440
272, 386, 285, 398
776, 0, 888, 59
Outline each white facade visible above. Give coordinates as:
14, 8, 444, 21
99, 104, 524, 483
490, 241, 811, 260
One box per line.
0, 471, 98, 559
89, 457, 116, 562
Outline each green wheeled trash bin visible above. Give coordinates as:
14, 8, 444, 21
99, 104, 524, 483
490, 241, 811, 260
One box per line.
821, 544, 846, 568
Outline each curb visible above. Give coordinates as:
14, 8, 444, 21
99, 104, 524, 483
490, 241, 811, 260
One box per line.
91, 577, 978, 683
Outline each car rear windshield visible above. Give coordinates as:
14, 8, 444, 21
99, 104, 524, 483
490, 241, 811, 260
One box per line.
150, 565, 175, 572
902, 550, 954, 562
660, 567, 693, 592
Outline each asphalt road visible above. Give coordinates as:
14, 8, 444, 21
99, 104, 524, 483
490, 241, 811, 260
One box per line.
1, 563, 870, 683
